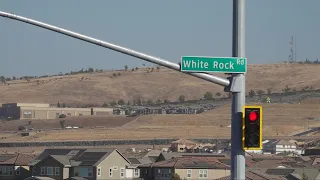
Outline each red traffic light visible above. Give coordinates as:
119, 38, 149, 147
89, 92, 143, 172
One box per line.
249, 111, 258, 121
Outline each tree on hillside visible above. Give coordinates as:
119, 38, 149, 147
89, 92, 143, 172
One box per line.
256, 90, 265, 96
59, 120, 66, 129
87, 68, 94, 72
59, 114, 67, 118
110, 100, 117, 106
62, 103, 66, 108
112, 73, 117, 77
156, 99, 162, 104
204, 92, 213, 100
135, 67, 138, 70
124, 65, 128, 71
178, 95, 185, 102
132, 68, 135, 71
127, 100, 131, 105
248, 90, 255, 98
267, 88, 272, 95
147, 99, 154, 105
118, 99, 125, 105
215, 92, 221, 97
282, 85, 291, 94
133, 96, 142, 105
0, 76, 6, 84
102, 102, 109, 107
57, 101, 61, 107
117, 72, 121, 76
163, 99, 170, 104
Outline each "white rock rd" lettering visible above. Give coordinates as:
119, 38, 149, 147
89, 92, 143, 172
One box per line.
213, 61, 234, 69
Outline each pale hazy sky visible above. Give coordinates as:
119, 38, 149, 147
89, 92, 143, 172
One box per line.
0, 0, 319, 76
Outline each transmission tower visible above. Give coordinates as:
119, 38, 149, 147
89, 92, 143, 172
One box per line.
288, 36, 296, 63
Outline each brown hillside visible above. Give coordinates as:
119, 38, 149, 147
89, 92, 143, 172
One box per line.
0, 63, 319, 105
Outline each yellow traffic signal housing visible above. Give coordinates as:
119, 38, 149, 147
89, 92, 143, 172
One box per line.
242, 105, 263, 150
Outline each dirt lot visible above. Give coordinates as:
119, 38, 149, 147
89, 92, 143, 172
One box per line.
1, 103, 319, 142
0, 115, 136, 131
1, 64, 320, 105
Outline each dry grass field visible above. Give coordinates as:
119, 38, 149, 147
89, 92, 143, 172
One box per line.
1, 103, 319, 142
0, 115, 135, 131
0, 63, 320, 105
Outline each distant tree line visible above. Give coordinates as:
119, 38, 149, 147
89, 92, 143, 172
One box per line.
284, 58, 320, 64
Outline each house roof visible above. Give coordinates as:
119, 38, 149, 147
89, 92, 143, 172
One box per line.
0, 153, 35, 166
144, 150, 162, 157
66, 177, 88, 180
24, 176, 56, 180
127, 157, 154, 165
140, 156, 230, 169
171, 138, 198, 145
29, 148, 128, 167
276, 140, 296, 146
158, 152, 226, 161
215, 170, 280, 180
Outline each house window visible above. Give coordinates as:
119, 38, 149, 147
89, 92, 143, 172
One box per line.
55, 167, 60, 175
187, 169, 192, 178
88, 168, 93, 177
97, 167, 101, 176
134, 168, 139, 177
109, 168, 113, 177
0, 166, 13, 176
32, 168, 36, 176
74, 167, 92, 177
120, 168, 125, 178
47, 167, 53, 175
199, 169, 208, 178
41, 167, 45, 175
16, 167, 20, 175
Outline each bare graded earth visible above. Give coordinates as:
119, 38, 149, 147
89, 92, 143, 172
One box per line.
0, 115, 135, 131
1, 103, 319, 142
0, 64, 320, 105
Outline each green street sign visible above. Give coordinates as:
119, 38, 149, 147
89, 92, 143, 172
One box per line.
180, 56, 247, 73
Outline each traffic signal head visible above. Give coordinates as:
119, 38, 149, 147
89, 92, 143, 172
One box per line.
242, 106, 262, 150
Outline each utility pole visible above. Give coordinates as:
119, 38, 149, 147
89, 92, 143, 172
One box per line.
231, 0, 246, 179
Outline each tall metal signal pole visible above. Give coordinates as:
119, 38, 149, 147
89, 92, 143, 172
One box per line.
0, 0, 246, 178
231, 0, 246, 179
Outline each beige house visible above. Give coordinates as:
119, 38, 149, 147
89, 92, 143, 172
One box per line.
0, 103, 113, 120
170, 139, 214, 153
139, 156, 230, 180
28, 148, 136, 180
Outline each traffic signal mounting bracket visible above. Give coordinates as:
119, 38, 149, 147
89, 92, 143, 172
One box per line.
242, 105, 263, 151
224, 75, 244, 93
